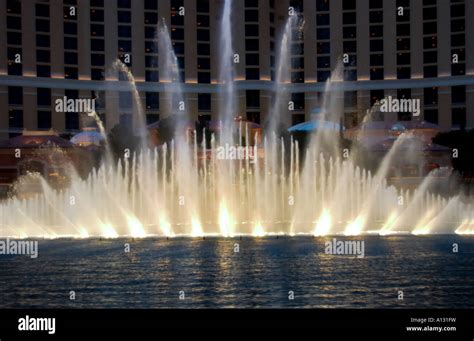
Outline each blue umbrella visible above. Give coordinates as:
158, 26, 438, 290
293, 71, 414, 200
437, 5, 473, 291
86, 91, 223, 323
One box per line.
71, 130, 105, 146
288, 119, 345, 132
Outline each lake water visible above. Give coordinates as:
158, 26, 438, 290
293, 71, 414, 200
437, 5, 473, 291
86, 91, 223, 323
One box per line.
0, 235, 472, 308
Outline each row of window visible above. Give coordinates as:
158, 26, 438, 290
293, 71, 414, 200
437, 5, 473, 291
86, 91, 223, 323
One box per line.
5, 84, 468, 130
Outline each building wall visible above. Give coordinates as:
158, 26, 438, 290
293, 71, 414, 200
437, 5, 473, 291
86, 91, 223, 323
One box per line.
0, 0, 473, 140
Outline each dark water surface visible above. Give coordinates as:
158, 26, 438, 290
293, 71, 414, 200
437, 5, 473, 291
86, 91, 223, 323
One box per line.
0, 236, 472, 308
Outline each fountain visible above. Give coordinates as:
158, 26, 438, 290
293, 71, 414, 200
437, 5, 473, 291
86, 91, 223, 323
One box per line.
0, 4, 473, 239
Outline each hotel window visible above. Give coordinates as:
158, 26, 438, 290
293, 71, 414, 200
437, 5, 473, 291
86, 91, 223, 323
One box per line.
65, 90, 79, 131
170, 0, 185, 82
36, 19, 49, 33
91, 69, 104, 80
246, 90, 260, 124
146, 114, 159, 125
117, 0, 131, 8
117, 1, 132, 68
245, 9, 258, 22
34, 3, 51, 78
117, 11, 131, 23
37, 111, 52, 130
318, 28, 330, 40
35, 3, 49, 18
7, 0, 21, 14
91, 54, 105, 67
119, 114, 132, 127
370, 90, 384, 106
144, 2, 158, 82
316, 0, 330, 82
90, 1, 105, 80
196, 0, 209, 12
64, 2, 78, 80
452, 108, 466, 129
424, 87, 438, 124
118, 26, 132, 38
397, 89, 412, 121
342, 0, 357, 81
197, 14, 209, 27
65, 67, 78, 80
146, 92, 159, 111
198, 94, 211, 112
288, 1, 304, 80
450, 0, 465, 76
90, 9, 104, 22
145, 0, 158, 11
269, 1, 276, 80
90, 0, 104, 6
451, 108, 466, 130
423, 51, 437, 64
452, 86, 466, 104
423, 0, 437, 78
119, 92, 133, 109
246, 69, 260, 80
369, 68, 383, 80
396, 0, 411, 79
245, 0, 259, 7
369, 0, 383, 80
145, 71, 158, 82
37, 65, 51, 78
7, 16, 21, 30
65, 112, 79, 131
245, 40, 258, 52
37, 88, 51, 107
6, 1, 22, 76
292, 114, 305, 126
424, 109, 438, 124
64, 22, 77, 35
245, 1, 260, 81
90, 24, 104, 37
8, 86, 22, 105
64, 36, 77, 50
292, 93, 305, 110
92, 91, 106, 110
246, 90, 260, 109
424, 87, 438, 106
9, 109, 23, 135
317, 0, 330, 11
344, 92, 357, 110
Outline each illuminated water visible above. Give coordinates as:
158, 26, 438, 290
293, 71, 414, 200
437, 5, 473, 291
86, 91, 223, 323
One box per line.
0, 236, 472, 308
0, 5, 473, 238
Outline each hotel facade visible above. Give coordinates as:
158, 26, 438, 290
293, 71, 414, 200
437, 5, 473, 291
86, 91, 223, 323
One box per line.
0, 0, 473, 140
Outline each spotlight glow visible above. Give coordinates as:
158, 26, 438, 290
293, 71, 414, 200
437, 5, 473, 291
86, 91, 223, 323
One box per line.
191, 217, 204, 237
100, 223, 119, 239
379, 212, 399, 236
344, 215, 366, 236
412, 210, 435, 235
455, 219, 474, 235
313, 209, 332, 236
252, 223, 265, 237
219, 202, 233, 237
159, 216, 174, 237
412, 228, 430, 235
77, 226, 90, 239
126, 215, 147, 238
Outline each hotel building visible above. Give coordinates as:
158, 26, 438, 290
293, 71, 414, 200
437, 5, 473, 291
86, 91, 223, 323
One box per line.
0, 0, 473, 140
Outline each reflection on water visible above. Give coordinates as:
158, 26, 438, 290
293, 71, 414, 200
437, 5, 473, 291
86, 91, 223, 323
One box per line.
0, 236, 472, 308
